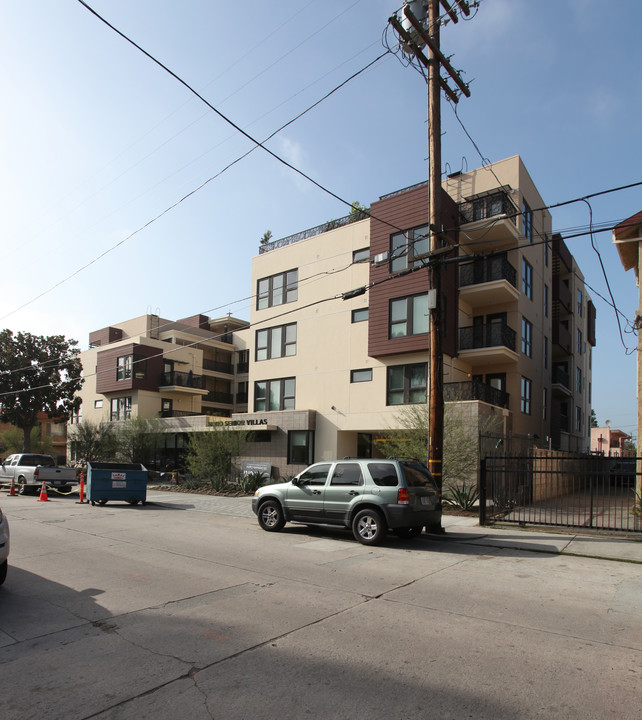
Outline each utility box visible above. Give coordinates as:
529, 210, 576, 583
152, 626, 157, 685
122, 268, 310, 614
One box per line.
87, 462, 148, 506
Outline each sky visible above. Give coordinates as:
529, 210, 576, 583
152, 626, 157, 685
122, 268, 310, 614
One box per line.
1, 0, 641, 438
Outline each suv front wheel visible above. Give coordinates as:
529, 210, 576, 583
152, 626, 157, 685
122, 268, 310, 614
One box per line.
352, 508, 386, 546
258, 500, 285, 532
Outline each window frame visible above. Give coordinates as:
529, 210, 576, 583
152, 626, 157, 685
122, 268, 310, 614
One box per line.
389, 294, 430, 338
110, 396, 132, 421
390, 224, 430, 272
256, 269, 298, 310
116, 355, 132, 381
386, 363, 428, 406
351, 308, 369, 323
520, 377, 532, 415
521, 317, 533, 357
522, 258, 533, 300
254, 377, 296, 411
255, 323, 297, 361
352, 248, 369, 263
287, 430, 314, 465
350, 368, 373, 383
522, 200, 532, 242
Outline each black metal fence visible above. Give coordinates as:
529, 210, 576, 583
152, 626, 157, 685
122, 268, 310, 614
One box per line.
480, 453, 641, 534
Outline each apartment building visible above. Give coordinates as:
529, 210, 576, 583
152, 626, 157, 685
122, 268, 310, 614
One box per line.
238, 155, 595, 477
71, 313, 249, 466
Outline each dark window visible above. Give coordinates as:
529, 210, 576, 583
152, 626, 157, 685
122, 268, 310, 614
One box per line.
255, 323, 296, 361
386, 363, 427, 405
254, 378, 295, 411
351, 369, 372, 383
520, 377, 531, 415
523, 200, 532, 242
353, 248, 369, 263
390, 294, 429, 338
390, 224, 430, 272
116, 355, 132, 381
367, 462, 399, 487
110, 396, 132, 421
298, 463, 331, 486
521, 317, 532, 357
288, 430, 314, 464
351, 308, 369, 323
257, 269, 298, 310
522, 259, 533, 300
357, 433, 372, 458
330, 463, 363, 486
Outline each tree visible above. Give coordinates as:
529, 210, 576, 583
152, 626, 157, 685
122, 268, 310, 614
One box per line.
112, 417, 162, 466
0, 426, 54, 457
381, 401, 503, 489
67, 421, 118, 464
590, 409, 598, 428
349, 201, 369, 222
260, 230, 273, 245
0, 330, 83, 452
186, 428, 245, 481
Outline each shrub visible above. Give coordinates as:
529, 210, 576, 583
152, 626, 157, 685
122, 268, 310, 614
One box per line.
237, 471, 267, 494
443, 482, 480, 511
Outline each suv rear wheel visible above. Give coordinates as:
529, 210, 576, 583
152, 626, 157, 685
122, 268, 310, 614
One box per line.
258, 500, 285, 532
352, 508, 386, 546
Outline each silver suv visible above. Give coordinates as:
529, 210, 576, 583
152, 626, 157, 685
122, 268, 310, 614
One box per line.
252, 458, 441, 545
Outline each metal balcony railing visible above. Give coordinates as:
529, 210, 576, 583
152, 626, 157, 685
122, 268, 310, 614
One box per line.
159, 371, 205, 389
203, 391, 233, 404
202, 358, 234, 374
459, 322, 517, 352
459, 256, 517, 288
459, 190, 518, 226
444, 381, 509, 408
552, 366, 570, 389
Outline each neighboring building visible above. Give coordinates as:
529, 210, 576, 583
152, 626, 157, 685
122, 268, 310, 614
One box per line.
0, 412, 68, 465
614, 211, 642, 459
71, 313, 249, 467
69, 155, 596, 477
590, 426, 633, 457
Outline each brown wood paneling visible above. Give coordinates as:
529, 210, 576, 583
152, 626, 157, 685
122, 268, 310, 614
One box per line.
368, 184, 459, 358
89, 326, 123, 348
96, 343, 163, 394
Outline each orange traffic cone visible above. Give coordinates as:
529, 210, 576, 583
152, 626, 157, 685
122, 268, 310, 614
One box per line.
8, 479, 16, 497
37, 480, 49, 502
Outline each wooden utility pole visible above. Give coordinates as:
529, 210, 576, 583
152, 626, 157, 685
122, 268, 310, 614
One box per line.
427, 0, 444, 497
390, 1, 471, 516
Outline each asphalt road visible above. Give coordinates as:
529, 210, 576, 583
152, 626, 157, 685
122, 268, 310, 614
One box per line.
0, 490, 640, 720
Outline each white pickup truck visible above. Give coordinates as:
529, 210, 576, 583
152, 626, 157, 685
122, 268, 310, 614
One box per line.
0, 454, 79, 495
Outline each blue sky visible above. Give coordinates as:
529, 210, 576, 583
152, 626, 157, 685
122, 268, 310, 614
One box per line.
1, 0, 640, 438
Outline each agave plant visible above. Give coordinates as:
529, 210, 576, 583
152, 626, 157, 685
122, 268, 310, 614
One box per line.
442, 482, 480, 511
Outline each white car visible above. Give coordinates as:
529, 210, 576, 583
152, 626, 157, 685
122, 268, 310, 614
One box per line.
0, 506, 9, 585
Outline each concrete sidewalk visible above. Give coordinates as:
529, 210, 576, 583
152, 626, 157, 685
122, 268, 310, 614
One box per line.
147, 489, 642, 564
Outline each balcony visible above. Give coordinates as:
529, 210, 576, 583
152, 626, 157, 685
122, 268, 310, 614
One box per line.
458, 321, 518, 366
552, 320, 572, 355
202, 391, 234, 405
458, 190, 520, 252
459, 256, 519, 307
159, 371, 208, 395
552, 365, 572, 397
160, 410, 201, 419
444, 381, 509, 409
202, 358, 234, 375
553, 276, 572, 314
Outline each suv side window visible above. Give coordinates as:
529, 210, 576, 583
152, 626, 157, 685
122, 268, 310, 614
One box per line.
330, 463, 363, 486
402, 462, 437, 489
298, 464, 331, 486
367, 462, 399, 487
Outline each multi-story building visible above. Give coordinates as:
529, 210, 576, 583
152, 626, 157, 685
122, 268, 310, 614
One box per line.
238, 155, 595, 477
69, 156, 596, 477
71, 313, 249, 466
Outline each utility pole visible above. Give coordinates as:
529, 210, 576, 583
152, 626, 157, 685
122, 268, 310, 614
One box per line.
389, 1, 471, 515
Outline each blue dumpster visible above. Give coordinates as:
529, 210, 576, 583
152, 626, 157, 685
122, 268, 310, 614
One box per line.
87, 462, 148, 506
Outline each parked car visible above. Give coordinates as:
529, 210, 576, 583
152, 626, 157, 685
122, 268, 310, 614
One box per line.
609, 460, 636, 487
0, 454, 79, 495
252, 458, 441, 546
0, 506, 9, 585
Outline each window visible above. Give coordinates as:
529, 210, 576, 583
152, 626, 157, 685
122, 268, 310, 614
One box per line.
330, 463, 363, 486
520, 377, 531, 415
70, 408, 82, 424
522, 200, 532, 242
390, 224, 430, 272
390, 294, 429, 338
257, 269, 298, 310
351, 369, 372, 383
298, 463, 331, 486
94, 399, 103, 409
545, 239, 549, 267
542, 388, 548, 420
576, 329, 582, 354
353, 248, 369, 263
110, 396, 131, 421
577, 289, 583, 316
357, 433, 372, 458
288, 430, 314, 465
544, 336, 548, 369
352, 308, 369, 323
544, 284, 549, 317
522, 259, 533, 300
576, 367, 582, 393
575, 406, 582, 433
254, 378, 295, 411
387, 363, 427, 405
255, 323, 296, 361
117, 355, 132, 381
521, 317, 532, 357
